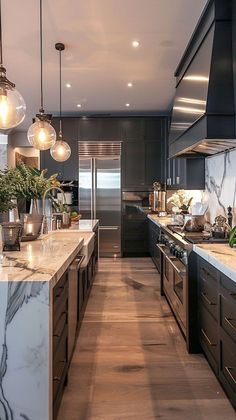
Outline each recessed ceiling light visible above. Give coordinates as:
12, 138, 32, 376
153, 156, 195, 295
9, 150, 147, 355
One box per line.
127, 82, 133, 87
77, 104, 82, 108
66, 83, 71, 88
126, 103, 130, 107
132, 40, 140, 48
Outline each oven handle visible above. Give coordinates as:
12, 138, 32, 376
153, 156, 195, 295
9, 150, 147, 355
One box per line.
156, 244, 183, 276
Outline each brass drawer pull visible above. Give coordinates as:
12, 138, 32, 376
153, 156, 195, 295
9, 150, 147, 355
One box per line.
229, 292, 236, 297
201, 292, 215, 306
225, 367, 236, 385
224, 317, 236, 333
201, 328, 216, 347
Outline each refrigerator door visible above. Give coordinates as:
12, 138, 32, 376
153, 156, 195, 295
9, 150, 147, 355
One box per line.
95, 157, 121, 257
79, 158, 94, 219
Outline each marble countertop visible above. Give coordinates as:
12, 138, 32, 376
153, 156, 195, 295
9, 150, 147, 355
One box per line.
193, 243, 236, 283
69, 219, 99, 231
147, 214, 172, 227
0, 231, 84, 286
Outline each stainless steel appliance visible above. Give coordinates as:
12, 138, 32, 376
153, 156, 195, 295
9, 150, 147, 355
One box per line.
152, 181, 166, 214
156, 224, 228, 353
79, 142, 121, 257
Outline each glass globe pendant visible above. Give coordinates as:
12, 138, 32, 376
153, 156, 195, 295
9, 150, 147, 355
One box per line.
50, 42, 71, 162
27, 0, 56, 150
28, 113, 56, 150
50, 133, 71, 162
0, 0, 26, 130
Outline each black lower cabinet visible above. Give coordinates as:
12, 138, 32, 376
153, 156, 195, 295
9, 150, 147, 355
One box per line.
148, 219, 161, 272
197, 255, 236, 409
53, 271, 69, 420
122, 218, 148, 256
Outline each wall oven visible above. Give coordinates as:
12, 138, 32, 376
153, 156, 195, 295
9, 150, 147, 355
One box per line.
157, 236, 187, 335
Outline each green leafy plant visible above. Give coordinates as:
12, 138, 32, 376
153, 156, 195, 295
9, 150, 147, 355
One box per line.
1, 162, 60, 201
0, 173, 16, 213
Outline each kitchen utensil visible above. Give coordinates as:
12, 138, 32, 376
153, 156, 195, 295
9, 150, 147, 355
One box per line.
184, 215, 205, 232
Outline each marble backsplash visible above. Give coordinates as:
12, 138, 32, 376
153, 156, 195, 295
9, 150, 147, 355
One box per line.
205, 148, 236, 226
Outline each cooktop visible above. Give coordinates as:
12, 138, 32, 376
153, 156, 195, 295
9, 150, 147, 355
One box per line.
167, 225, 228, 244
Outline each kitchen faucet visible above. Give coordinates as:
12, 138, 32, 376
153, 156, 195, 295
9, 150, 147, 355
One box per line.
42, 187, 67, 234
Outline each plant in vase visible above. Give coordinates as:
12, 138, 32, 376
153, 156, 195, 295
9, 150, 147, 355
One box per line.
167, 190, 193, 214
1, 163, 60, 214
0, 172, 16, 217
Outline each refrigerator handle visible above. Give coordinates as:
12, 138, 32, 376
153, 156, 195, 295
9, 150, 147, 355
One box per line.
93, 158, 97, 219
91, 158, 94, 219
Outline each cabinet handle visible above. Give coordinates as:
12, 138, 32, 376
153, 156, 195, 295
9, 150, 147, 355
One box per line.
224, 317, 236, 333
201, 328, 216, 347
176, 176, 180, 185
225, 367, 236, 385
229, 292, 236, 297
201, 292, 215, 306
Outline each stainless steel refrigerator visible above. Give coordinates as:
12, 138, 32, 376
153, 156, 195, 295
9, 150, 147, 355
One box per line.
78, 142, 121, 257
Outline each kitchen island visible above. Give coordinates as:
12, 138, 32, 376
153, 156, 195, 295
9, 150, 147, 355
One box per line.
0, 230, 88, 420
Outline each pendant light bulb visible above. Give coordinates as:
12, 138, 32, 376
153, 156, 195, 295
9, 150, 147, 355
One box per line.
28, 118, 56, 150
50, 137, 71, 162
27, 0, 56, 150
50, 42, 71, 162
0, 0, 26, 131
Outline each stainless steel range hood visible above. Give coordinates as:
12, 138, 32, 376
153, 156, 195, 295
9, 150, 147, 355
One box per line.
169, 0, 236, 158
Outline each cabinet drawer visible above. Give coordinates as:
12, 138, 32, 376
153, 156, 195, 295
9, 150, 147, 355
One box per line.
199, 305, 218, 369
220, 273, 236, 298
220, 293, 236, 344
220, 336, 236, 396
199, 258, 218, 290
53, 324, 68, 401
199, 276, 218, 321
53, 311, 67, 353
53, 274, 68, 328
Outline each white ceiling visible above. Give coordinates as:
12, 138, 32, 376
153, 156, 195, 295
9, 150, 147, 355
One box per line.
2, 0, 208, 131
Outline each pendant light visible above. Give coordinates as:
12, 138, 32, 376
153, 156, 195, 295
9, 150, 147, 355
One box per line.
0, 0, 26, 130
50, 43, 71, 162
27, 0, 56, 150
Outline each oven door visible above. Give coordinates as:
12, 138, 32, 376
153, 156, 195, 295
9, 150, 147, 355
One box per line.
157, 245, 187, 334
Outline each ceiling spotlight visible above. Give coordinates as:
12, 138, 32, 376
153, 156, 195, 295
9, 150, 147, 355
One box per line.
126, 103, 130, 107
77, 104, 82, 108
127, 82, 133, 87
66, 83, 71, 88
132, 41, 140, 48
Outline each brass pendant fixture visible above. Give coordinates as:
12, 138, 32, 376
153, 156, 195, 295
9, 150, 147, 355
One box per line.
50, 43, 71, 162
27, 0, 56, 150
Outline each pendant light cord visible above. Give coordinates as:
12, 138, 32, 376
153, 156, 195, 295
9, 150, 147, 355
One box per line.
59, 48, 62, 136
39, 0, 44, 112
0, 0, 3, 65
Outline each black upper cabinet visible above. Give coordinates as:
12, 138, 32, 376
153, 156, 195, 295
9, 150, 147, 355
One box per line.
144, 118, 163, 140
40, 117, 79, 180
120, 118, 145, 141
145, 140, 162, 186
167, 157, 205, 190
122, 141, 146, 188
78, 118, 122, 141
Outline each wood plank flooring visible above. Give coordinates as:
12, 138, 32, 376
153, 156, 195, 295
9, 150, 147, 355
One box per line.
58, 258, 236, 420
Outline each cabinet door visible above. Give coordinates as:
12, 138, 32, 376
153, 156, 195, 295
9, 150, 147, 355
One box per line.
78, 118, 122, 141
145, 141, 162, 186
120, 118, 145, 141
61, 118, 79, 180
122, 141, 145, 189
144, 118, 163, 140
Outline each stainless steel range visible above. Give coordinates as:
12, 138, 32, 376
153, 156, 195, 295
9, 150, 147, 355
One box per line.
156, 224, 228, 353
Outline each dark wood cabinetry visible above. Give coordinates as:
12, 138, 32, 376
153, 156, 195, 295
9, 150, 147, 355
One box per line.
53, 271, 69, 420
148, 219, 161, 272
40, 118, 79, 180
167, 157, 205, 190
197, 256, 236, 409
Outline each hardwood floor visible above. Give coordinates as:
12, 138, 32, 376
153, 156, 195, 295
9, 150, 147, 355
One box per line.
58, 258, 236, 420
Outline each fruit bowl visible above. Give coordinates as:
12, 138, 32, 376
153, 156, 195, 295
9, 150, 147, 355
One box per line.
70, 214, 82, 222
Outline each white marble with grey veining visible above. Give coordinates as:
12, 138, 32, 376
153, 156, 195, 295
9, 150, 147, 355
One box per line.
205, 149, 236, 225
193, 243, 236, 283
147, 214, 172, 228
0, 231, 84, 286
0, 231, 85, 419
69, 218, 99, 231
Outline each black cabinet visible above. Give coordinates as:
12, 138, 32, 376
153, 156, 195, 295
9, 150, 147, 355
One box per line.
167, 157, 205, 190
197, 255, 236, 409
122, 141, 146, 189
78, 117, 122, 141
148, 219, 161, 272
40, 118, 79, 180
122, 218, 148, 257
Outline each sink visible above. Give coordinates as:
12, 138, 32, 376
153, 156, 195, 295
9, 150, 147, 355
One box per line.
76, 232, 95, 268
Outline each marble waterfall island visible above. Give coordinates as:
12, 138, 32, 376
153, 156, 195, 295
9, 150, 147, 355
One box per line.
0, 232, 84, 420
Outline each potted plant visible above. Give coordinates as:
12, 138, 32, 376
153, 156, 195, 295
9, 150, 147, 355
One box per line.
2, 162, 60, 214
0, 172, 16, 222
